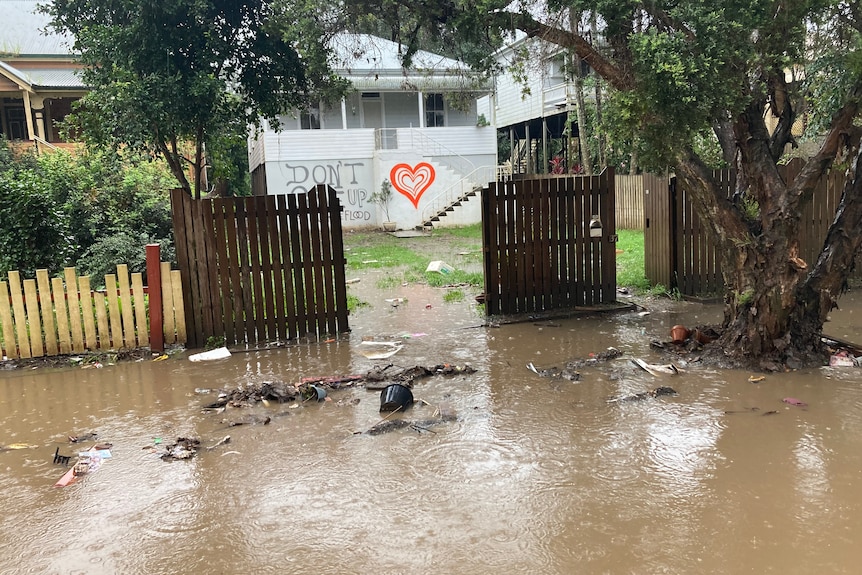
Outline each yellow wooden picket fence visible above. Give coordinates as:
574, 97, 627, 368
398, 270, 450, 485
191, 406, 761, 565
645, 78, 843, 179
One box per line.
0, 263, 186, 360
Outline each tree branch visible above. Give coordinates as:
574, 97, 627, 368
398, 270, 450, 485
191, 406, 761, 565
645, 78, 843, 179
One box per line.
507, 11, 635, 92
767, 71, 797, 161
796, 143, 862, 327
788, 84, 862, 205
639, 4, 696, 41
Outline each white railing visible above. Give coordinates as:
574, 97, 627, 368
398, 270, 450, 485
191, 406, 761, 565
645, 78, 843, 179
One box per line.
421, 165, 504, 225
32, 136, 60, 152
375, 127, 476, 177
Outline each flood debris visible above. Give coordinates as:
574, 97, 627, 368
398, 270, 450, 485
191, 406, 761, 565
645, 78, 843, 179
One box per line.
300, 374, 363, 389
361, 402, 459, 436
782, 397, 808, 407
54, 443, 113, 487
380, 384, 414, 412
608, 386, 678, 404
189, 346, 231, 362
631, 358, 682, 376
657, 325, 721, 352
69, 431, 98, 443
527, 347, 622, 381
53, 447, 71, 465
0, 442, 37, 452
218, 415, 273, 428
203, 381, 300, 409
363, 363, 474, 390
527, 363, 580, 381
160, 437, 200, 460
828, 350, 860, 367
358, 340, 404, 359
426, 260, 455, 274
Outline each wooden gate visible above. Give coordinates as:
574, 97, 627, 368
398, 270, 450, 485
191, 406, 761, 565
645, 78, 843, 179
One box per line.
171, 186, 349, 349
481, 170, 617, 315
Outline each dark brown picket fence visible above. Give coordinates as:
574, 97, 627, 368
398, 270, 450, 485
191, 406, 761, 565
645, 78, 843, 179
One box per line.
171, 186, 349, 349
644, 159, 848, 295
481, 170, 617, 315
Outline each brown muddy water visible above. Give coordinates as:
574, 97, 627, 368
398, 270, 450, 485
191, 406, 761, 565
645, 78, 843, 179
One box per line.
2, 279, 862, 575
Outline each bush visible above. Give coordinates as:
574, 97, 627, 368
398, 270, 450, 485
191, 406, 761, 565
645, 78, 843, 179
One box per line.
0, 139, 176, 280
0, 168, 72, 278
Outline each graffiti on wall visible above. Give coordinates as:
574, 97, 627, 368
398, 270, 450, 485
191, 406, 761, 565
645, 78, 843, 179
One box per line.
389, 162, 436, 209
280, 160, 372, 222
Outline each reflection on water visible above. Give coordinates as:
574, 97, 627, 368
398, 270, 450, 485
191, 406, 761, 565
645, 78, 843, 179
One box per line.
2, 287, 862, 574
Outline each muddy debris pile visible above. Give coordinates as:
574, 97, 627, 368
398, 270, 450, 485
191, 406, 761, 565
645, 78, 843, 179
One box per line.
365, 363, 477, 390
528, 347, 623, 381
198, 363, 477, 410
154, 435, 232, 461
363, 402, 460, 436
202, 380, 302, 409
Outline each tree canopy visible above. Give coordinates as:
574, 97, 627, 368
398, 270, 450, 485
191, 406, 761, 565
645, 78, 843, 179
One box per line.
45, 0, 349, 198
328, 0, 862, 368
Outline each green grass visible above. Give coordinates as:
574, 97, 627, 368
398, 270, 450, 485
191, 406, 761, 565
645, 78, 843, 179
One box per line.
433, 223, 482, 239
442, 289, 465, 303
345, 243, 426, 269
425, 269, 483, 287
346, 294, 370, 313
615, 229, 651, 292
344, 226, 658, 295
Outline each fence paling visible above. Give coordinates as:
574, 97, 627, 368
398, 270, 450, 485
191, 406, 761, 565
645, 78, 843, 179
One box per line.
482, 171, 616, 315
644, 158, 855, 296
172, 186, 348, 349
0, 263, 185, 360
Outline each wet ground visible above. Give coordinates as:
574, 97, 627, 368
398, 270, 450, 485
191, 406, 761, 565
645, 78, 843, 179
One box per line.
2, 270, 862, 574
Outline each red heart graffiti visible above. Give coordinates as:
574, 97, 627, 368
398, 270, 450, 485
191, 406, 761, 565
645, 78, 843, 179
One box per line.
390, 162, 435, 209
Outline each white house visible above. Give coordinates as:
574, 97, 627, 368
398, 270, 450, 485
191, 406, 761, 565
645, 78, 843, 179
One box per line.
248, 34, 498, 231
479, 33, 588, 176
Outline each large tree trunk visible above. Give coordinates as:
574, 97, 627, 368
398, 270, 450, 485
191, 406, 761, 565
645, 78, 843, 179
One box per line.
674, 98, 862, 370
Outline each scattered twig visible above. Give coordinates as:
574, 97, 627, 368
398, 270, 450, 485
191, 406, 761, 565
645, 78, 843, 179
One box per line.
353, 405, 403, 435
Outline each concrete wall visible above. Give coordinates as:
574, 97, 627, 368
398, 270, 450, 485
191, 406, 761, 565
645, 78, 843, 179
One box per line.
251, 126, 497, 230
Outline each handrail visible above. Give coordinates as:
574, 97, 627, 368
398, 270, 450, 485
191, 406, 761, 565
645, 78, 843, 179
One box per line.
420, 165, 508, 225
32, 136, 59, 152
374, 127, 477, 177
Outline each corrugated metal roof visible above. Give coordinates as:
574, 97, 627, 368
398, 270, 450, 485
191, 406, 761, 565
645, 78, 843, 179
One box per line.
332, 34, 490, 91
0, 60, 86, 90
348, 74, 491, 92
0, 1, 75, 56
0, 59, 28, 86
332, 34, 467, 71
16, 66, 85, 89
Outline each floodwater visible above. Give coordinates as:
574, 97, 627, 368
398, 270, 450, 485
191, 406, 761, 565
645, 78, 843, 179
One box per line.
2, 278, 862, 575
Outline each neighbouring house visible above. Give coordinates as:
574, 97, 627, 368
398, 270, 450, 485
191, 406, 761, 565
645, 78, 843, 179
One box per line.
0, 1, 86, 149
480, 33, 589, 176
248, 34, 499, 231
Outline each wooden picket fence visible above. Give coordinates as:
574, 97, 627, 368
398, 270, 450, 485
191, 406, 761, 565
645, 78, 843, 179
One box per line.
0, 263, 185, 360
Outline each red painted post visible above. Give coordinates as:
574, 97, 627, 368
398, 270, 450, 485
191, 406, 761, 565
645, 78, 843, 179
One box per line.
146, 244, 164, 353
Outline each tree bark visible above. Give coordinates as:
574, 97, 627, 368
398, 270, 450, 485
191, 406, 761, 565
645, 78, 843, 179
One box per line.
573, 59, 592, 175
156, 136, 192, 196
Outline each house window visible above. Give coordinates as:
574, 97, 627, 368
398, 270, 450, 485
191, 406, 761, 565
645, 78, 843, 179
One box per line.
300, 103, 321, 129
425, 93, 445, 127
